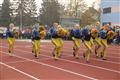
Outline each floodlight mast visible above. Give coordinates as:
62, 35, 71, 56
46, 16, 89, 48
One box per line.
19, 0, 23, 31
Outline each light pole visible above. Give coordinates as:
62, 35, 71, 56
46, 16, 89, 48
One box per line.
19, 0, 23, 31
75, 0, 77, 18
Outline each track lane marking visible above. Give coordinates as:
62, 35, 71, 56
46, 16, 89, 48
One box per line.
0, 51, 97, 80
13, 45, 120, 64
0, 62, 39, 80
1, 46, 120, 74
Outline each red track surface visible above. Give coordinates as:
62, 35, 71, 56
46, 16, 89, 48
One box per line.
0, 39, 120, 80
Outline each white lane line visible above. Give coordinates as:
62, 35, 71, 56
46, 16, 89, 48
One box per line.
11, 45, 120, 59
39, 46, 120, 63
24, 46, 120, 64
1, 51, 97, 80
42, 47, 120, 59
64, 46, 120, 51
62, 51, 120, 64
7, 43, 120, 55
1, 46, 120, 74
6, 60, 30, 64
42, 46, 120, 58
14, 48, 120, 74
62, 47, 120, 57
0, 62, 39, 80
5, 56, 69, 64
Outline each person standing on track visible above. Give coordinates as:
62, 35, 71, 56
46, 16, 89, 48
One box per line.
31, 24, 46, 58
92, 22, 103, 57
50, 21, 68, 60
70, 24, 82, 59
95, 21, 101, 31
99, 25, 115, 60
31, 26, 40, 58
50, 21, 61, 60
31, 26, 36, 54
6, 23, 16, 56
90, 27, 102, 58
82, 26, 93, 63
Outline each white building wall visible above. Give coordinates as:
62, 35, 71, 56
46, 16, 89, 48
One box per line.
100, 0, 120, 26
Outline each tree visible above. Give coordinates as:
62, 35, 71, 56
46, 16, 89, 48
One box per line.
39, 0, 61, 27
14, 0, 37, 28
28, 0, 37, 17
65, 0, 87, 18
28, 0, 37, 25
80, 7, 100, 27
0, 0, 12, 26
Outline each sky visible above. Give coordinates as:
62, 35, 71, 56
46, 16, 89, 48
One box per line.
0, 0, 100, 12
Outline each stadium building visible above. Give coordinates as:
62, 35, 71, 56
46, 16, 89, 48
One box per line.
100, 0, 120, 26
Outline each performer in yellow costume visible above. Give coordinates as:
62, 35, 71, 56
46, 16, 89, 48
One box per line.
91, 28, 102, 58
82, 26, 93, 63
70, 24, 82, 59
99, 25, 115, 60
6, 23, 16, 56
50, 22, 69, 60
31, 24, 46, 58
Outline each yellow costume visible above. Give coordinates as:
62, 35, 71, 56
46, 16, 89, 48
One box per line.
101, 30, 115, 59
73, 37, 81, 58
32, 26, 46, 58
91, 28, 102, 57
7, 25, 15, 56
51, 26, 68, 60
82, 27, 93, 62
8, 37, 15, 56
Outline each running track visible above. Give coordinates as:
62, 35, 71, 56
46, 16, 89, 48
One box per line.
0, 39, 120, 80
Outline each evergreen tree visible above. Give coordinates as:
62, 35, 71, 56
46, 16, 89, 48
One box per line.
39, 0, 61, 27
0, 0, 12, 26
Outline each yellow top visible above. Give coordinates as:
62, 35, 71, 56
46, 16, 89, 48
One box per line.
57, 27, 69, 37
107, 30, 115, 39
39, 25, 46, 39
91, 28, 98, 38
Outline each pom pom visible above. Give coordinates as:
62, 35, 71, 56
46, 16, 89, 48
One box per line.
107, 30, 115, 39
39, 26, 45, 32
91, 28, 98, 34
40, 31, 46, 39
57, 28, 69, 36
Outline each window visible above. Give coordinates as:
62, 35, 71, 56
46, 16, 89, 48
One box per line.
103, 7, 111, 14
102, 22, 111, 26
